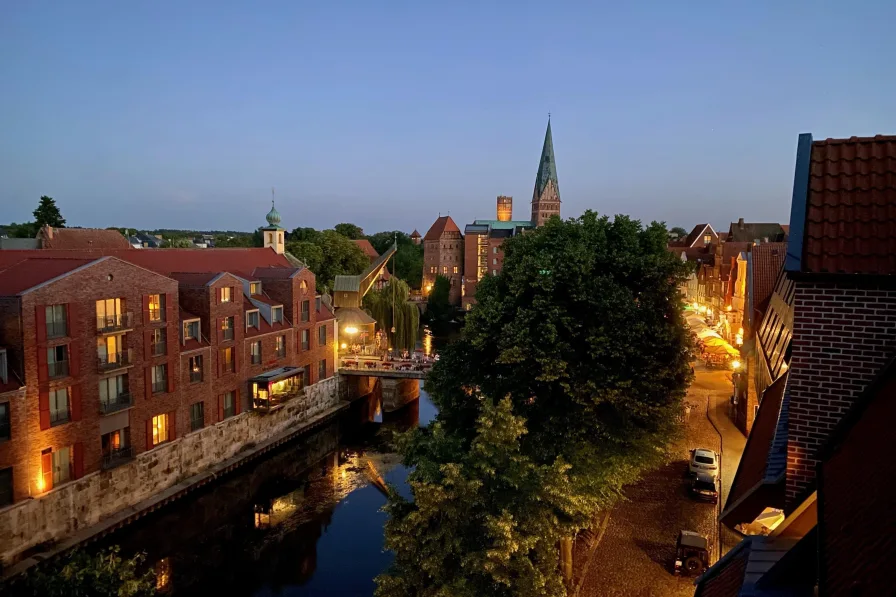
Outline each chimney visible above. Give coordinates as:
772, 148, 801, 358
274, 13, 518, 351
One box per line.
496, 195, 512, 222
45, 225, 54, 240
738, 218, 745, 229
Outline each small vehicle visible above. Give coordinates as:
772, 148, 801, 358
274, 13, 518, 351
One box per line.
690, 473, 719, 504
689, 448, 719, 479
673, 530, 709, 576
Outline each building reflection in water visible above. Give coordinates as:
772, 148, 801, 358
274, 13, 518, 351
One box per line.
96, 388, 425, 596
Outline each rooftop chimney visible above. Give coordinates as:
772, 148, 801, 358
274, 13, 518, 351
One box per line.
497, 195, 512, 222
738, 218, 745, 229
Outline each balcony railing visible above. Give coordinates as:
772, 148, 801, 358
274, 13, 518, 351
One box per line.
97, 349, 132, 371
101, 446, 134, 470
148, 308, 164, 322
151, 342, 166, 357
189, 370, 203, 383
100, 393, 132, 414
46, 321, 68, 339
222, 328, 234, 341
96, 313, 134, 334
152, 380, 167, 394
50, 409, 70, 426
48, 360, 69, 379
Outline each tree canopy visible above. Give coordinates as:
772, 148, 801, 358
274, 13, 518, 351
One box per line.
33, 195, 66, 228
377, 212, 693, 596
363, 278, 420, 350
669, 226, 688, 239
424, 275, 452, 327
368, 231, 424, 289
334, 222, 365, 240
286, 229, 367, 292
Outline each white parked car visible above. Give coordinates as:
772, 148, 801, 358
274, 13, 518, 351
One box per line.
688, 448, 719, 479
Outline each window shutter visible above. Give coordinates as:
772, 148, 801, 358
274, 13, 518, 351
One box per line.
218, 394, 224, 422
144, 330, 152, 359
68, 341, 80, 377
35, 306, 47, 344
39, 390, 50, 430
167, 363, 176, 393
66, 303, 78, 339
170, 411, 176, 441
70, 384, 82, 421
72, 442, 84, 479
146, 418, 154, 450
142, 294, 150, 325
41, 451, 53, 492
145, 367, 153, 400
37, 345, 48, 384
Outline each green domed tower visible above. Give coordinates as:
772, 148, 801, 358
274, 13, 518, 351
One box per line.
262, 197, 285, 254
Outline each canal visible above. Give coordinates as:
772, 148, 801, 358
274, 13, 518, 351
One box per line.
95, 384, 437, 596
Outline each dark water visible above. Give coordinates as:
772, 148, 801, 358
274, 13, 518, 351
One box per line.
95, 384, 437, 597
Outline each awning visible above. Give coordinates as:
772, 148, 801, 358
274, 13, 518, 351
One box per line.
249, 366, 303, 385
335, 306, 377, 327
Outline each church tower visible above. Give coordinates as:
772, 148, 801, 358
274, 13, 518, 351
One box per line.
262, 199, 285, 255
530, 117, 561, 227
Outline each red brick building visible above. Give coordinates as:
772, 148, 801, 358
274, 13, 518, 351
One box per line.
0, 236, 336, 506
422, 215, 464, 305
697, 133, 896, 596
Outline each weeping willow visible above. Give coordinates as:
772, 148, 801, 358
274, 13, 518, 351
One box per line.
363, 278, 420, 350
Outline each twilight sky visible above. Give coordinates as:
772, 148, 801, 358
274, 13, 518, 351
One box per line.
2, 1, 895, 236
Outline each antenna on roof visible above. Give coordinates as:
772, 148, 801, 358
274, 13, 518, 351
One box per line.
271, 187, 275, 207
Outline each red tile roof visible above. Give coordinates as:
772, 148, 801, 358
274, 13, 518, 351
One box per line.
751, 243, 786, 314
410, 229, 421, 238
684, 224, 717, 248
39, 226, 132, 250
0, 258, 96, 295
803, 135, 896, 274
253, 266, 300, 279
353, 239, 379, 260
169, 272, 222, 286
423, 216, 461, 241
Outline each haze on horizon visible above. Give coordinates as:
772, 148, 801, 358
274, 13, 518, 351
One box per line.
1, 1, 894, 236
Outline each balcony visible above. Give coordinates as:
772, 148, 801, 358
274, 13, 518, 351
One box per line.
96, 313, 134, 334
101, 446, 134, 470
100, 393, 133, 415
48, 360, 69, 379
98, 350, 133, 372
46, 321, 68, 339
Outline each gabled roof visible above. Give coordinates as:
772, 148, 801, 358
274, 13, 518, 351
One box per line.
684, 224, 718, 248
38, 226, 132, 250
353, 239, 379, 260
789, 134, 896, 275
533, 118, 560, 200
423, 216, 461, 241
0, 257, 96, 296
410, 229, 421, 238
750, 243, 787, 315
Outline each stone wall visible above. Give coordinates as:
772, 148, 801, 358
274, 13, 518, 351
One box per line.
0, 375, 341, 566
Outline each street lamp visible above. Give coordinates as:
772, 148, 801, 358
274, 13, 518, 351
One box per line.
731, 359, 742, 370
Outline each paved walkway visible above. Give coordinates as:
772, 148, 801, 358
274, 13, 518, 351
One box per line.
578, 367, 746, 597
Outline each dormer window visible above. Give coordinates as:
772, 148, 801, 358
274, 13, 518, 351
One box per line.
250, 282, 261, 295
183, 320, 200, 342
246, 310, 259, 329
272, 306, 283, 324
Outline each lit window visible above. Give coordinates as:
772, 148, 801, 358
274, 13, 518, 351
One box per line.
453, 266, 459, 274
272, 306, 283, 323
442, 266, 448, 274
704, 234, 712, 244
151, 413, 169, 446
250, 282, 261, 295
221, 316, 234, 341
276, 335, 286, 357
183, 320, 200, 341
493, 247, 497, 254
49, 387, 70, 426
300, 280, 308, 292
492, 269, 497, 275
189, 355, 203, 383
151, 328, 166, 356
492, 258, 497, 265
246, 311, 259, 329
220, 347, 234, 374
220, 287, 231, 303
148, 294, 164, 321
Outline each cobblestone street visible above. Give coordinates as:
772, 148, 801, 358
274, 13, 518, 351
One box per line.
578, 367, 742, 597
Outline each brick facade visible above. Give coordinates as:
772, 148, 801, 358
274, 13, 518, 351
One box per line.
785, 281, 896, 508
422, 216, 463, 306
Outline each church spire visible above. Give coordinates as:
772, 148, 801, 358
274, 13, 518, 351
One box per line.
531, 117, 561, 227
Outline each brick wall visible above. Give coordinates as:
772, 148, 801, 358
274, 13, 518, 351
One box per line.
786, 281, 896, 508
423, 233, 463, 306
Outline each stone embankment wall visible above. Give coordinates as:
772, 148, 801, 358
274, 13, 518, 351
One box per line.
0, 376, 341, 567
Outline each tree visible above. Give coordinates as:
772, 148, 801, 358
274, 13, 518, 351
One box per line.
314, 230, 369, 290
5, 221, 39, 238
363, 278, 420, 350
33, 196, 66, 228
368, 231, 424, 289
214, 234, 253, 248
285, 240, 324, 274
424, 275, 452, 327
669, 226, 688, 239
9, 546, 157, 597
289, 227, 321, 243
378, 212, 693, 595
334, 223, 364, 240
164, 237, 194, 248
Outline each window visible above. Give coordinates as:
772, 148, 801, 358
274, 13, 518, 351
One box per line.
453, 266, 459, 274
223, 391, 235, 419
318, 325, 327, 347
246, 311, 259, 329
221, 316, 234, 341
251, 341, 261, 365
99, 374, 128, 410
220, 287, 232, 303
430, 266, 436, 274
704, 234, 712, 245
151, 328, 167, 356
49, 446, 72, 485
301, 300, 310, 322
301, 329, 310, 351
151, 414, 170, 446
47, 345, 69, 379
0, 468, 11, 507
300, 280, 308, 292
318, 359, 327, 381
492, 269, 497, 275
0, 402, 9, 441
184, 320, 200, 342
101, 428, 130, 466
148, 294, 164, 322
250, 282, 261, 295
151, 364, 167, 394
492, 258, 497, 265
276, 335, 286, 358
272, 306, 283, 323
96, 298, 124, 331
45, 304, 68, 338
49, 387, 70, 425
441, 266, 448, 274
315, 297, 321, 312
0, 349, 6, 384
190, 402, 204, 431
221, 347, 234, 374
493, 247, 498, 254
98, 334, 126, 367
189, 355, 203, 383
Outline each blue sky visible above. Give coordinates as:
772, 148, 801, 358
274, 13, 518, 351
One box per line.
2, 1, 894, 235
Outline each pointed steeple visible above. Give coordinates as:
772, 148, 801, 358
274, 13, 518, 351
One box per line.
534, 117, 559, 199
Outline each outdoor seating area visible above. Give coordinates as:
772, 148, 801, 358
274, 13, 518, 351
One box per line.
249, 366, 305, 413
340, 350, 437, 374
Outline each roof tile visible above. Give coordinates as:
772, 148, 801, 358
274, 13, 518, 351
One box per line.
0, 258, 96, 295
751, 243, 787, 314
423, 216, 461, 241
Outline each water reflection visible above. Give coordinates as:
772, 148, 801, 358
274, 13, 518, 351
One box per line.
94, 382, 436, 596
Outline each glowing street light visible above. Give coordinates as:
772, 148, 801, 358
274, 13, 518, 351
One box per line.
344, 326, 358, 335
731, 360, 742, 370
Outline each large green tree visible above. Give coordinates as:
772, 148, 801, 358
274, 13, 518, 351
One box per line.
33, 195, 66, 228
285, 240, 324, 274
368, 231, 424, 289
377, 212, 693, 595
362, 278, 420, 350
289, 227, 322, 243
285, 230, 367, 291
334, 222, 364, 240
424, 275, 452, 326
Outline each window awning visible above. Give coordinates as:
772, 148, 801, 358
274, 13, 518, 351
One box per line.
249, 366, 303, 385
